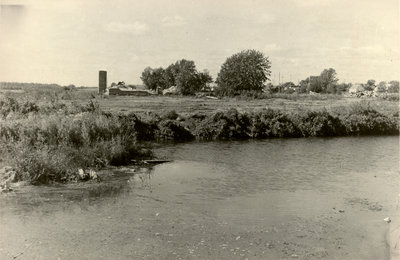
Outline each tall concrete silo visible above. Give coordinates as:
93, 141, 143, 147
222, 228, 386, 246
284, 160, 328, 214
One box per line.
99, 70, 107, 94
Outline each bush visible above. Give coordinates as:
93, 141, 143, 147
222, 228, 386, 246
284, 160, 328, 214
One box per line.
250, 109, 301, 138
194, 109, 251, 140
0, 97, 39, 118
155, 120, 194, 141
292, 110, 345, 137
162, 110, 180, 120
338, 103, 399, 135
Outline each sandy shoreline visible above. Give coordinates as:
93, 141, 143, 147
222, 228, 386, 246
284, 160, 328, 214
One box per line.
388, 211, 400, 259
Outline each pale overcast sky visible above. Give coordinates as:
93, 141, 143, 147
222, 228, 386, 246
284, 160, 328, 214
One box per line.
0, 0, 399, 86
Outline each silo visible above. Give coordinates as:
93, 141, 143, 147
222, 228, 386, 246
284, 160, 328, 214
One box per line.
99, 70, 107, 94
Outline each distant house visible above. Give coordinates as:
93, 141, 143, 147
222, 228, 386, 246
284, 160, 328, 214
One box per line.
108, 82, 154, 96
162, 85, 179, 95
108, 88, 153, 96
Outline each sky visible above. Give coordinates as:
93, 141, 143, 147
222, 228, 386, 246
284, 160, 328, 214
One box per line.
0, 0, 399, 86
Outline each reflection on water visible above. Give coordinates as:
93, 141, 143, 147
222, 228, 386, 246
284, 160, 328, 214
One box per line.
0, 136, 398, 260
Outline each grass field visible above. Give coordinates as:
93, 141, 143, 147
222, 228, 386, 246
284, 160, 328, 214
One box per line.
1, 85, 398, 116
67, 88, 399, 117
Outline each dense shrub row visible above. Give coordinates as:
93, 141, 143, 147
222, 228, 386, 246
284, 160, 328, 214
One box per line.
188, 105, 398, 140
0, 97, 398, 184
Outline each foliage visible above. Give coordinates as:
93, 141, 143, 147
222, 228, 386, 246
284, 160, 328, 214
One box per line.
292, 110, 345, 137
216, 50, 271, 96
250, 109, 301, 138
162, 110, 180, 120
0, 102, 155, 184
140, 60, 213, 95
140, 67, 168, 91
155, 120, 194, 141
193, 109, 251, 140
301, 68, 339, 93
376, 81, 387, 93
388, 80, 399, 93
0, 97, 39, 118
363, 79, 376, 91
338, 102, 398, 135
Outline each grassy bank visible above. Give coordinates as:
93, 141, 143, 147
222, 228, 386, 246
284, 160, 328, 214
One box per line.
0, 94, 398, 185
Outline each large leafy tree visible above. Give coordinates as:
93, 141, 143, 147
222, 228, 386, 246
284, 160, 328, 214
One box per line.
140, 67, 167, 90
216, 50, 271, 96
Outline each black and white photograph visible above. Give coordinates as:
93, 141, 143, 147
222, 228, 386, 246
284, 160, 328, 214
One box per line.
0, 0, 399, 259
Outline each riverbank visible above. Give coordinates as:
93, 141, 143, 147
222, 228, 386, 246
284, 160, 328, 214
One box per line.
0, 96, 398, 185
389, 219, 400, 260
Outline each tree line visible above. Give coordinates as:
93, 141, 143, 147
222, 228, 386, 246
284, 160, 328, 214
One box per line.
141, 49, 399, 96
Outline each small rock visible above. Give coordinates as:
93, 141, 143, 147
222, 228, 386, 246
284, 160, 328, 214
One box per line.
235, 236, 241, 241
384, 217, 391, 223
339, 210, 345, 213
291, 254, 298, 258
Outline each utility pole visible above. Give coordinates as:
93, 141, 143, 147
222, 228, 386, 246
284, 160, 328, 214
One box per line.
278, 72, 281, 85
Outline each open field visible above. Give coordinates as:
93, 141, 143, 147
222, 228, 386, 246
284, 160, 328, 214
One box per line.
48, 87, 398, 117
1, 85, 398, 116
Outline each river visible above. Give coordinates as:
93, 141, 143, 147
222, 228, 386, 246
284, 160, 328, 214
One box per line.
0, 136, 399, 259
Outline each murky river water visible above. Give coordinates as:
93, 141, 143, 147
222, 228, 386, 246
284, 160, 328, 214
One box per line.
0, 136, 399, 259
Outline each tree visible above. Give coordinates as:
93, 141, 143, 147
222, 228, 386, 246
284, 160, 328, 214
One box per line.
388, 80, 399, 93
318, 68, 338, 93
302, 68, 339, 93
298, 80, 309, 93
197, 70, 213, 90
142, 59, 213, 95
174, 60, 197, 95
280, 82, 296, 93
140, 67, 167, 91
265, 82, 278, 93
307, 76, 323, 93
172, 59, 211, 95
376, 81, 387, 93
216, 50, 271, 96
163, 64, 178, 88
363, 79, 376, 91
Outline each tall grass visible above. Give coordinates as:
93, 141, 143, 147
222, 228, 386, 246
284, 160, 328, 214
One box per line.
0, 99, 153, 184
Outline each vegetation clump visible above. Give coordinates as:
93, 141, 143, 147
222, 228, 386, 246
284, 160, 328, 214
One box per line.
216, 50, 271, 96
250, 109, 302, 138
338, 103, 399, 135
193, 109, 251, 140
